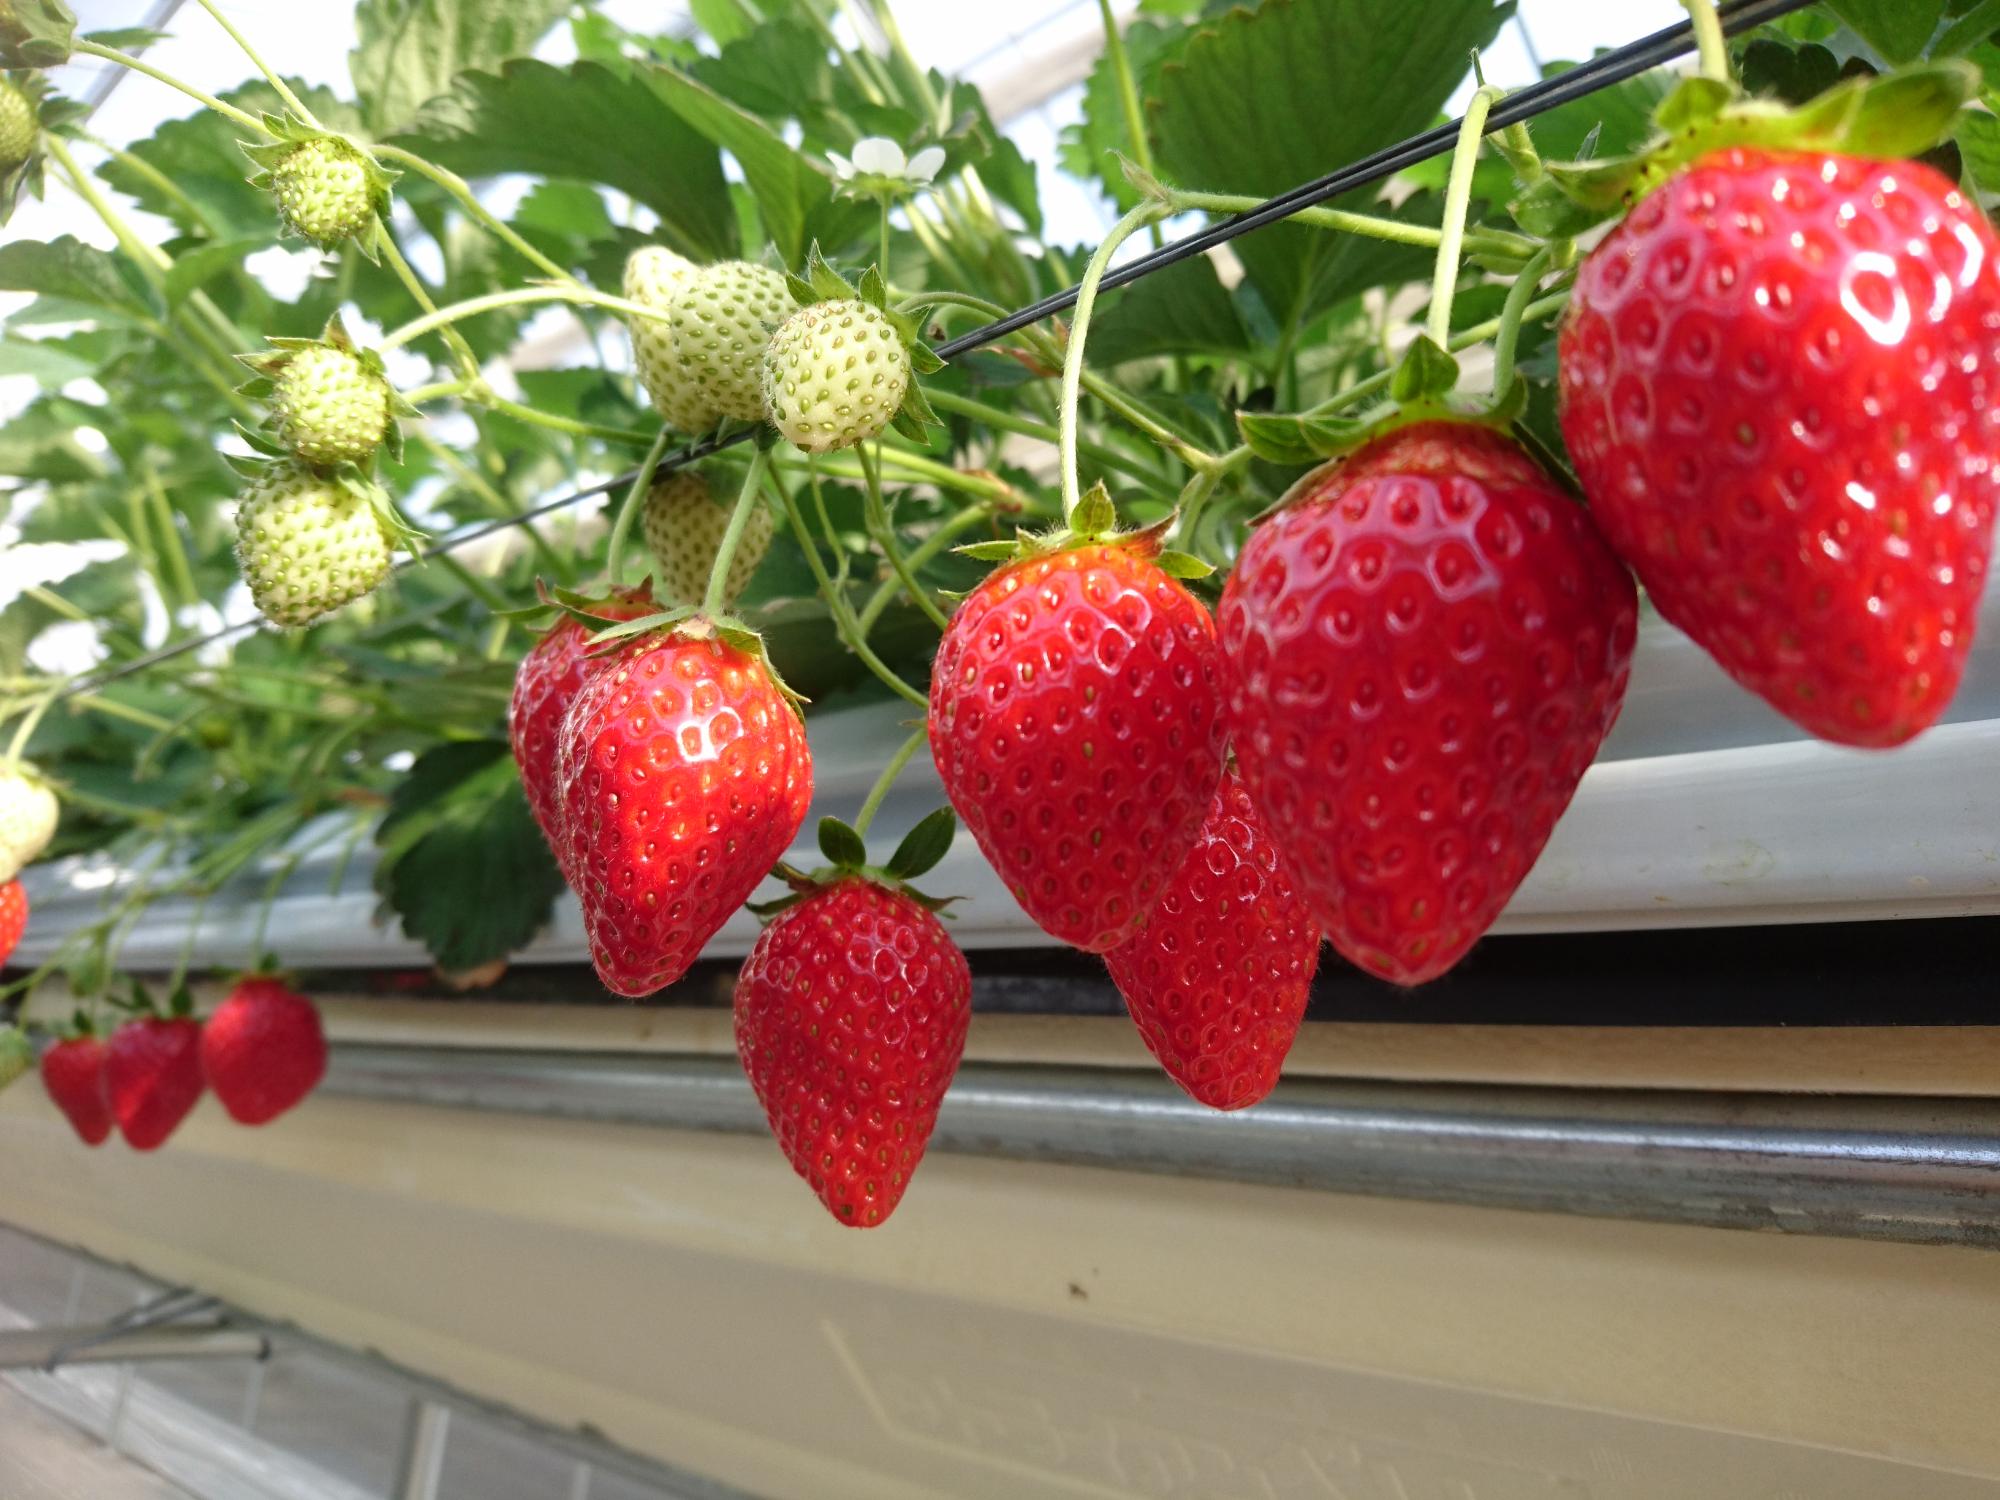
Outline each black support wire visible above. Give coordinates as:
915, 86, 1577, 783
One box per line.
60, 0, 1817, 701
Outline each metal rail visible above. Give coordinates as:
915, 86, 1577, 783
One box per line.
323, 1045, 2000, 1250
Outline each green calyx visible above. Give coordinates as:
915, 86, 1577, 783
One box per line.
0, 68, 78, 225
1236, 334, 1528, 471
238, 314, 410, 472
536, 584, 810, 714
752, 808, 961, 919
0, 0, 74, 69
1514, 60, 1979, 239
783, 241, 944, 445
954, 479, 1213, 581
243, 117, 398, 253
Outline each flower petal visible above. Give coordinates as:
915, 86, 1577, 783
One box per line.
852, 136, 904, 175
906, 146, 946, 184
828, 152, 855, 179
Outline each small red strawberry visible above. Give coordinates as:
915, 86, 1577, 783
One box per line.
929, 542, 1224, 952
200, 977, 327, 1125
558, 628, 812, 997
1559, 148, 2000, 747
735, 875, 970, 1228
508, 586, 654, 877
41, 1034, 112, 1146
1104, 769, 1320, 1109
0, 878, 26, 963
1220, 421, 1637, 986
105, 1015, 205, 1151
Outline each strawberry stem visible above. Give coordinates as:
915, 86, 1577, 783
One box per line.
1060, 201, 1170, 522
372, 146, 580, 286
1490, 243, 1557, 406
1681, 0, 1732, 86
71, 41, 272, 135
857, 443, 950, 630
853, 727, 928, 839
606, 429, 673, 586
703, 449, 772, 619
191, 0, 321, 129
1166, 190, 1537, 262
1426, 82, 1504, 352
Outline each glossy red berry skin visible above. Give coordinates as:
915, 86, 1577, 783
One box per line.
734, 877, 971, 1228
1104, 769, 1320, 1110
1559, 149, 2000, 747
0, 879, 25, 963
41, 1036, 112, 1146
1220, 422, 1637, 986
929, 544, 1225, 953
509, 588, 654, 878
199, 978, 327, 1125
558, 631, 812, 998
105, 1016, 205, 1151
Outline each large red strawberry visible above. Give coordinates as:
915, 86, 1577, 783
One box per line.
0, 878, 25, 963
1559, 148, 2000, 747
200, 977, 327, 1125
1220, 421, 1637, 986
558, 628, 812, 997
735, 876, 970, 1228
1104, 769, 1320, 1109
929, 543, 1224, 952
509, 586, 654, 876
105, 1015, 205, 1150
41, 1034, 112, 1146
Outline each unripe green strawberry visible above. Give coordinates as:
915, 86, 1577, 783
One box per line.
0, 75, 34, 170
763, 298, 910, 453
623, 246, 709, 432
271, 137, 375, 248
0, 765, 57, 883
235, 461, 394, 628
642, 470, 772, 606
670, 260, 793, 424
270, 344, 391, 468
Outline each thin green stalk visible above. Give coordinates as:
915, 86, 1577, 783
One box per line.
4, 684, 61, 765
1428, 85, 1503, 350
73, 41, 272, 134
192, 0, 320, 125
143, 471, 200, 613
429, 551, 513, 615
71, 694, 177, 734
1682, 0, 1732, 84
1061, 201, 1168, 519
1096, 0, 1164, 249
83, 134, 215, 233
1167, 190, 1538, 261
419, 435, 569, 580
1490, 244, 1557, 405
1309, 284, 1572, 418
822, 445, 1021, 503
852, 727, 927, 839
374, 225, 481, 381
377, 284, 673, 353
922, 388, 1162, 487
371, 146, 578, 284
404, 379, 475, 406
879, 195, 893, 274
858, 444, 949, 630
482, 393, 654, 447
606, 429, 672, 585
773, 477, 928, 708
859, 505, 993, 633
702, 450, 770, 617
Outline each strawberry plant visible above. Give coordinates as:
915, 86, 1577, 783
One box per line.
0, 0, 1994, 1219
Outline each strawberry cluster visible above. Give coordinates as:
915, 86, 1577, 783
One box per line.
37, 977, 326, 1151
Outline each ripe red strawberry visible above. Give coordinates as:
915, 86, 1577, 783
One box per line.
41, 1035, 112, 1146
105, 1016, 205, 1151
1559, 148, 2000, 747
558, 630, 812, 997
509, 587, 654, 877
929, 543, 1224, 952
0, 878, 25, 963
1104, 769, 1320, 1109
200, 978, 327, 1125
1220, 421, 1637, 986
735, 876, 970, 1228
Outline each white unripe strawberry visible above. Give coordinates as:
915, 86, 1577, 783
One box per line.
762, 298, 910, 453
642, 470, 772, 606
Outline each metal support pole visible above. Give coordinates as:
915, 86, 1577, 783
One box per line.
394, 1399, 451, 1500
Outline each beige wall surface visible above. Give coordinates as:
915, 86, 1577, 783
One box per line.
6, 1076, 2000, 1499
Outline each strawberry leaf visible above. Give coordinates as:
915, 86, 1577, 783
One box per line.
817, 815, 866, 868
886, 807, 956, 880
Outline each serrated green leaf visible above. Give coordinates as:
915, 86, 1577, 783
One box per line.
1088, 252, 1250, 364
817, 815, 866, 868
0, 334, 93, 385
0, 235, 154, 319
350, 0, 573, 135
1060, 15, 1187, 212
886, 807, 956, 880
373, 741, 565, 971
687, 16, 829, 113
389, 59, 737, 262
1150, 0, 1509, 326
1828, 0, 1946, 64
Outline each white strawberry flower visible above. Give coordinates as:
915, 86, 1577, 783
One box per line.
827, 136, 947, 196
